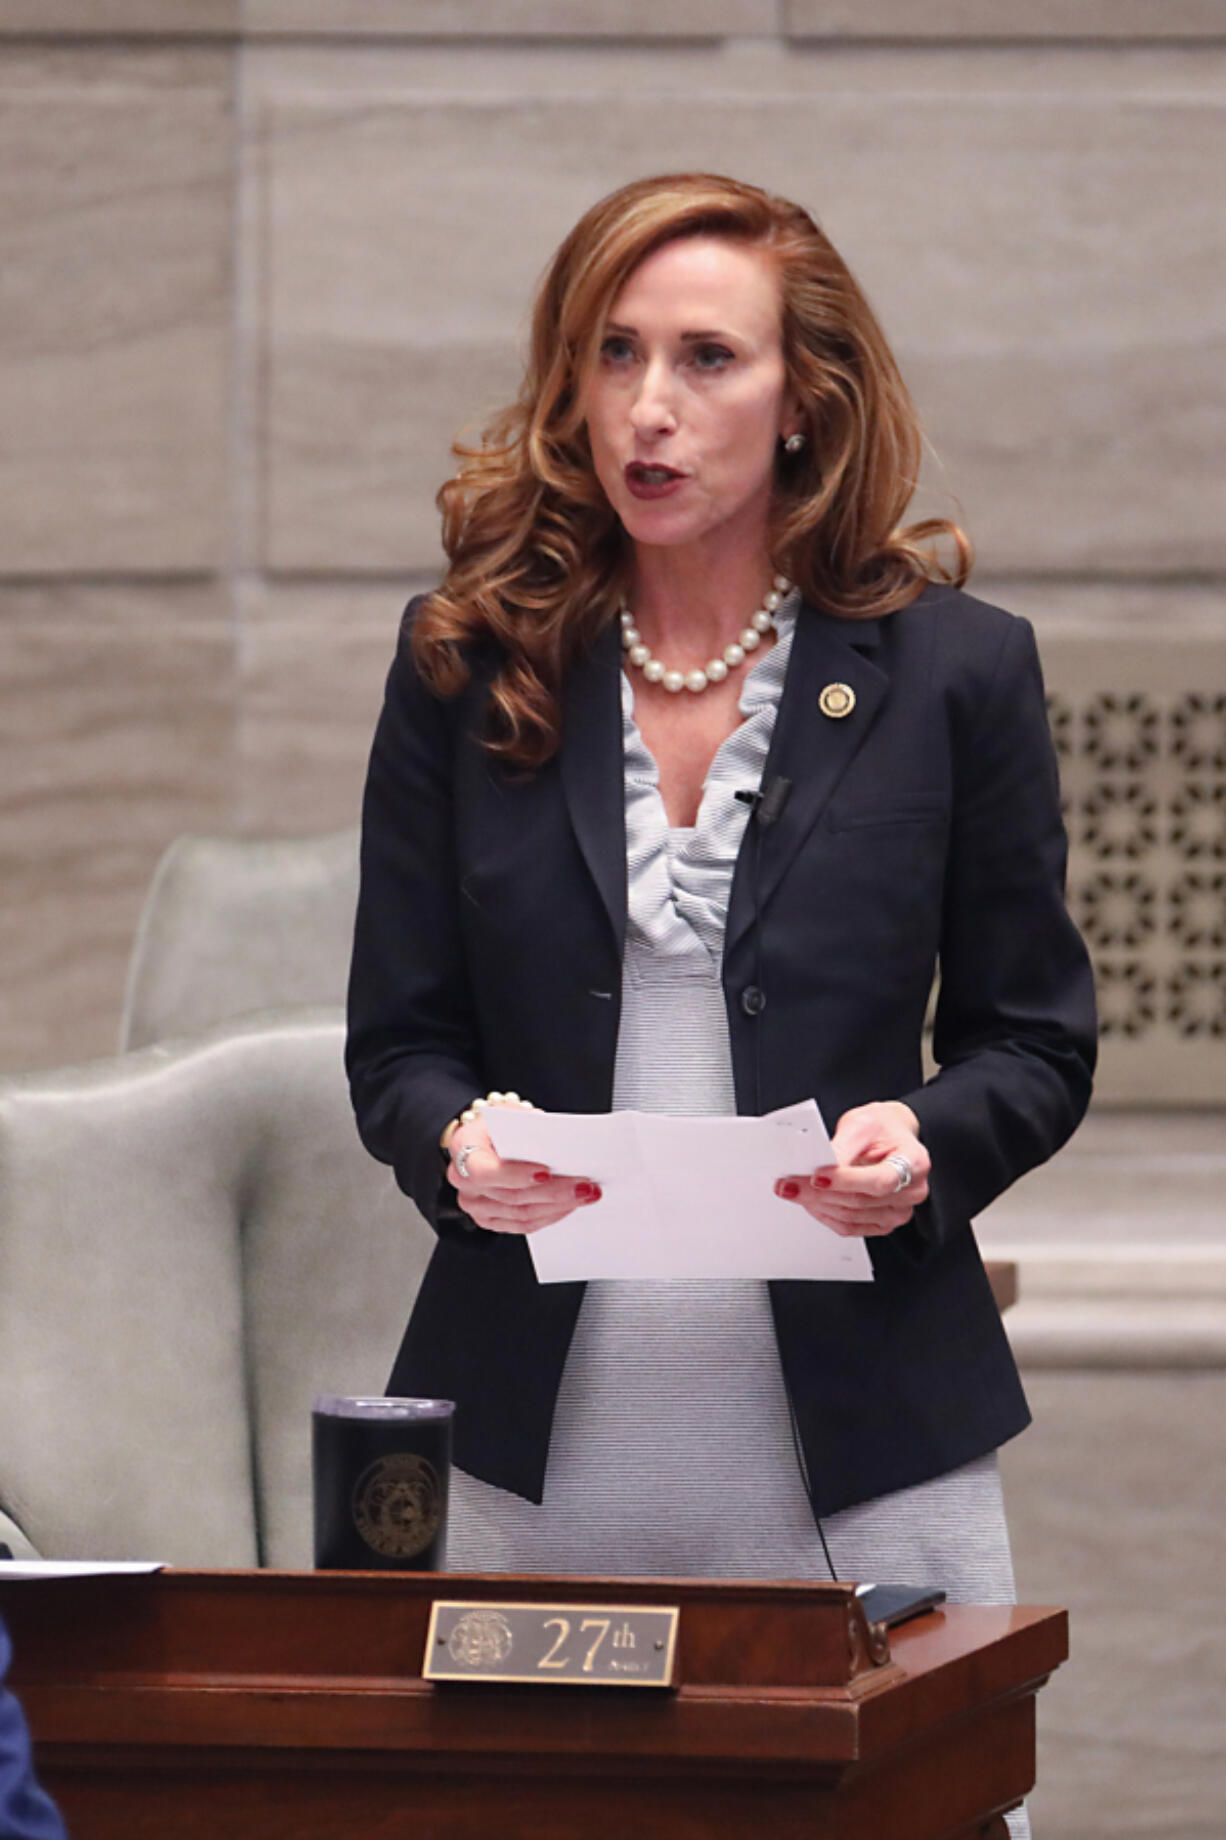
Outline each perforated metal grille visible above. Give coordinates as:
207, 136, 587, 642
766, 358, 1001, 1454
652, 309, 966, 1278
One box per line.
1036, 628, 1226, 1103
1052, 692, 1226, 1059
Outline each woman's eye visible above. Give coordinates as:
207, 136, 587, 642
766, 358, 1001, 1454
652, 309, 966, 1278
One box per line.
691, 343, 734, 371
600, 336, 635, 364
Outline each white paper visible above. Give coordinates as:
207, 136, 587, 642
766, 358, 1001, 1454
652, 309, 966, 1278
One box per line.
0, 1560, 164, 1580
484, 1100, 872, 1284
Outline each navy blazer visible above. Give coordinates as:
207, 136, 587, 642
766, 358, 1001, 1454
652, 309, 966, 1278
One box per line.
0, 1622, 67, 1840
347, 582, 1096, 1516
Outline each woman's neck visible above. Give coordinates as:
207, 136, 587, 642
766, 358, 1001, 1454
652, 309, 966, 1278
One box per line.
627, 546, 776, 661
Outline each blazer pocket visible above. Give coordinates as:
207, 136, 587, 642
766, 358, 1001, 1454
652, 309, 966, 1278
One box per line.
825, 798, 947, 833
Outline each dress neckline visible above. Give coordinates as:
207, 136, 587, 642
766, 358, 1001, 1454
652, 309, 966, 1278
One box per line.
618, 595, 800, 967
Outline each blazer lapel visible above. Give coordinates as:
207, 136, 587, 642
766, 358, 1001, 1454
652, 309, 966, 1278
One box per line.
560, 619, 628, 953
726, 604, 889, 960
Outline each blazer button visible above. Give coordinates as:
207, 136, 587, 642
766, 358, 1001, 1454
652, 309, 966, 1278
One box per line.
740, 985, 766, 1017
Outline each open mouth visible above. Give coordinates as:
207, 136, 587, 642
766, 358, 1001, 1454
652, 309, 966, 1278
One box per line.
624, 461, 687, 500
626, 462, 684, 485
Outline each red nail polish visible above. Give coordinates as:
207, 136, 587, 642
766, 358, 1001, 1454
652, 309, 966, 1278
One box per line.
585, 1184, 603, 1204
813, 1175, 832, 1189
533, 1170, 552, 1184
778, 1180, 800, 1200
575, 1181, 594, 1200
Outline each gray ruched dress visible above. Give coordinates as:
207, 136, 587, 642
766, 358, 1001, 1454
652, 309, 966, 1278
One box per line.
447, 599, 1029, 1836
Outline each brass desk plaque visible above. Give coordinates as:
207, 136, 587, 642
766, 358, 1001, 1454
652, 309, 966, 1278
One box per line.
424, 1600, 679, 1687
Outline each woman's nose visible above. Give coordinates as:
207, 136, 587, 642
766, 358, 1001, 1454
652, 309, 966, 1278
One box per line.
629, 358, 677, 436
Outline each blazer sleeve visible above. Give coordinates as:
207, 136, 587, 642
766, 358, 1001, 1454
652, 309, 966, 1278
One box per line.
345, 618, 487, 1233
0, 1622, 68, 1840
902, 612, 1097, 1243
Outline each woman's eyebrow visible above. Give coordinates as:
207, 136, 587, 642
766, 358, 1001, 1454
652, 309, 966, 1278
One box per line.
604, 319, 737, 342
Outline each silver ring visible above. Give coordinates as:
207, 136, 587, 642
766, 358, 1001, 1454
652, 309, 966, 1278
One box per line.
885, 1153, 914, 1194
453, 1143, 474, 1181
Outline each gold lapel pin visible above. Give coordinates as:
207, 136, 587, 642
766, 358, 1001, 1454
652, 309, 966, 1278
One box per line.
819, 682, 855, 720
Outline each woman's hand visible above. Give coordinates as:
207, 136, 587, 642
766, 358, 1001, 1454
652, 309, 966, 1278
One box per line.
445, 1114, 601, 1235
774, 1100, 931, 1238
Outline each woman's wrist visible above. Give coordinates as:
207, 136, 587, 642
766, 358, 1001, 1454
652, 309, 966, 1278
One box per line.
887, 1100, 921, 1140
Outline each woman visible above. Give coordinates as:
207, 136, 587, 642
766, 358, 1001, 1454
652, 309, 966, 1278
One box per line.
347, 174, 1094, 1633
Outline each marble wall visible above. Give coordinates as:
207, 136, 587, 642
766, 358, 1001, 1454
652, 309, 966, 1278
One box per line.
0, 11, 1223, 1073
980, 1111, 1226, 1840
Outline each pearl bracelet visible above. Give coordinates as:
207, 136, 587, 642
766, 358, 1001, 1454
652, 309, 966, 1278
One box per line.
459, 1090, 536, 1126
442, 1089, 537, 1151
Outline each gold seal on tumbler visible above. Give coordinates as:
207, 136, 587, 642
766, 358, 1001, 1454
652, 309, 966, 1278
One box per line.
351, 1452, 442, 1559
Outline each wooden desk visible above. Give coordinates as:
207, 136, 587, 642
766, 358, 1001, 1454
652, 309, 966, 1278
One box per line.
2, 1569, 1064, 1839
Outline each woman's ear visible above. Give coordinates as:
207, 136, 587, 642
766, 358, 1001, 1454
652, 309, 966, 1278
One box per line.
779, 382, 806, 447
780, 401, 808, 455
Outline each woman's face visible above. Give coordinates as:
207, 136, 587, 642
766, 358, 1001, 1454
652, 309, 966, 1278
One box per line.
582, 235, 800, 566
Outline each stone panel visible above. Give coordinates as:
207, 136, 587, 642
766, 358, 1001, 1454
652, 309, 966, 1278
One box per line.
984, 1114, 1226, 1835
260, 76, 1226, 574
235, 579, 426, 833
0, 47, 232, 571
976, 1105, 1226, 1254
244, 0, 775, 37
785, 1, 1226, 38
265, 337, 521, 575
0, 584, 235, 1073
0, 1, 238, 29
1002, 1371, 1226, 1840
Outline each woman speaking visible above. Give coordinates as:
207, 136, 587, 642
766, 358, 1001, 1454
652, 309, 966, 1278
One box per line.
346, 173, 1095, 1676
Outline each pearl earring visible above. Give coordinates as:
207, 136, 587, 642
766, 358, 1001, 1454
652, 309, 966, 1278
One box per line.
784, 432, 806, 455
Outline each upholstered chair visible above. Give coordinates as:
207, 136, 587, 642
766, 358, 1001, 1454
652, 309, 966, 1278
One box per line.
120, 829, 358, 1051
0, 1011, 429, 1568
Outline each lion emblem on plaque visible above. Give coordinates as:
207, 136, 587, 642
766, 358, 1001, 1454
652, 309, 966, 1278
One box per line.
351, 1453, 442, 1559
448, 1609, 514, 1668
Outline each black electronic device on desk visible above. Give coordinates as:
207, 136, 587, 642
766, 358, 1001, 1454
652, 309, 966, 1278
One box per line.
856, 1584, 947, 1628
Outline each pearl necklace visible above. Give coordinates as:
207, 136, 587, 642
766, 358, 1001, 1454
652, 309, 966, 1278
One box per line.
620, 577, 792, 694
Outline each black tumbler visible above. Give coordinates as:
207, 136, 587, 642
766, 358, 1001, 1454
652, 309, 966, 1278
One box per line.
312, 1395, 454, 1571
